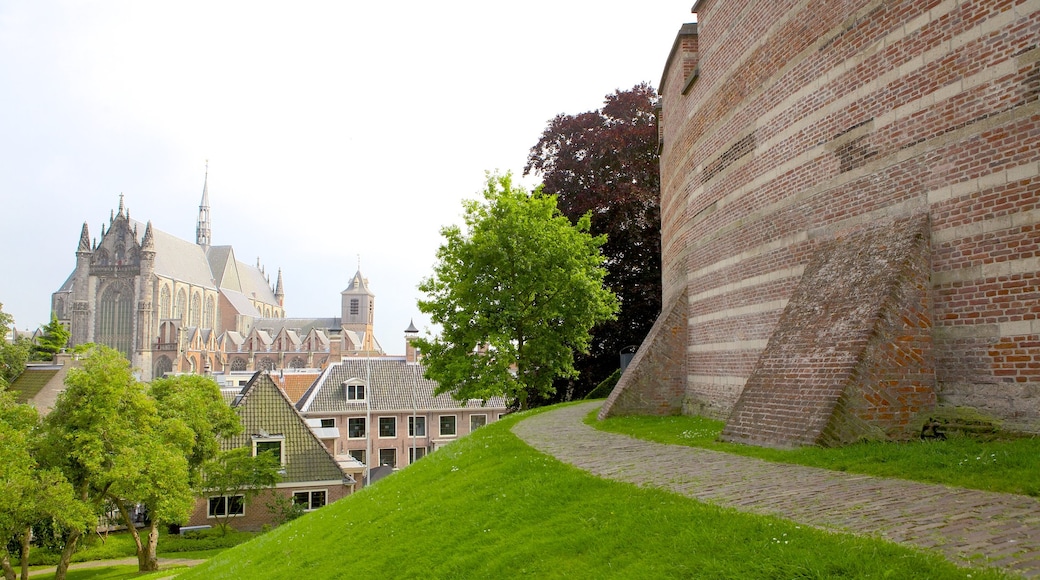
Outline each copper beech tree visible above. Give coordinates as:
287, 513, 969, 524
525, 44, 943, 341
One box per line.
525, 83, 662, 400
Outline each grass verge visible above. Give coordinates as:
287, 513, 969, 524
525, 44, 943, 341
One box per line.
588, 409, 1040, 496
178, 408, 1007, 579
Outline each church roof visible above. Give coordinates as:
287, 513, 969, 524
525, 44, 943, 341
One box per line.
133, 220, 218, 289
220, 288, 262, 317
252, 318, 341, 334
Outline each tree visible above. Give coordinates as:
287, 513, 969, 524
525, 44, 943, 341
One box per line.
0, 388, 91, 580
198, 448, 280, 535
0, 304, 28, 388
415, 172, 618, 410
525, 83, 662, 400
38, 345, 185, 577
30, 314, 70, 362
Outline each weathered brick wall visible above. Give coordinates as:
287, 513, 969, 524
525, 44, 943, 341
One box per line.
626, 0, 1040, 438
599, 289, 687, 418
720, 214, 936, 447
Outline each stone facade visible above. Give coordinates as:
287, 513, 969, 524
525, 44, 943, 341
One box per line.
603, 0, 1040, 442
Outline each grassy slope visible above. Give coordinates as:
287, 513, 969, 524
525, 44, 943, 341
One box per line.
590, 411, 1040, 497
180, 409, 1006, 579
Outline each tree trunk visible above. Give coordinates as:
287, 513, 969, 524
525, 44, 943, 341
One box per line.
114, 498, 154, 571
2, 552, 16, 580
53, 527, 81, 580
140, 519, 160, 572
18, 526, 31, 580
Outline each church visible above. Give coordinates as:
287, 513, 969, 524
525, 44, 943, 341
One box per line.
52, 169, 383, 381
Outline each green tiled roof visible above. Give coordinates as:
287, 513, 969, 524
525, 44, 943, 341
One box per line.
227, 373, 347, 484
7, 367, 60, 403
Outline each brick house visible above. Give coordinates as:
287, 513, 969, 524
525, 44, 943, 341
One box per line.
185, 372, 356, 531
296, 327, 508, 475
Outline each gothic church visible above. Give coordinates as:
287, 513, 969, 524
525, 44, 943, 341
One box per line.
52, 169, 382, 380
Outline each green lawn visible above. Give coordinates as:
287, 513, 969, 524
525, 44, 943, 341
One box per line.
177, 407, 1008, 579
589, 410, 1040, 497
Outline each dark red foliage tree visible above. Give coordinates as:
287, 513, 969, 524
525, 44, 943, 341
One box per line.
524, 83, 661, 401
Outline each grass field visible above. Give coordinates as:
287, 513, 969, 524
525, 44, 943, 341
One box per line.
176, 407, 1008, 579
590, 410, 1040, 497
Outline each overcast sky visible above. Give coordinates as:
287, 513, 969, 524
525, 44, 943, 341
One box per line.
0, 1, 693, 352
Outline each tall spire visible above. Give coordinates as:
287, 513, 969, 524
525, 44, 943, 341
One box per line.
196, 161, 211, 247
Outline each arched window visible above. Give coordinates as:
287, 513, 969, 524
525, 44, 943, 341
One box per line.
190, 293, 201, 327
97, 282, 133, 359
258, 358, 276, 371
289, 357, 305, 369
176, 289, 187, 323
204, 295, 215, 329
154, 355, 173, 378
231, 358, 247, 372
159, 285, 171, 319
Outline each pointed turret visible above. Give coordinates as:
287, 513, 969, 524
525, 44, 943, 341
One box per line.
141, 221, 155, 251
196, 162, 212, 247
274, 268, 285, 308
77, 222, 91, 253
117, 193, 125, 216
405, 319, 420, 363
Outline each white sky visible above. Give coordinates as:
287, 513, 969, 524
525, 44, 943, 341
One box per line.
0, 1, 693, 352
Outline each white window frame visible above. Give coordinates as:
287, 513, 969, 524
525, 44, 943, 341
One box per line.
409, 446, 426, 463
378, 416, 397, 438
207, 494, 245, 518
252, 435, 286, 466
346, 384, 366, 401
348, 449, 365, 464
292, 489, 328, 512
319, 418, 336, 428
347, 417, 366, 439
408, 415, 426, 437
439, 415, 457, 437
378, 447, 397, 468
469, 414, 487, 432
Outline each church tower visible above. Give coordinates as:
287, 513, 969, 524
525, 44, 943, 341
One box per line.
341, 268, 376, 352
196, 163, 211, 248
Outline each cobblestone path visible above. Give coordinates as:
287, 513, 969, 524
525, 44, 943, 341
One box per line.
512, 402, 1040, 578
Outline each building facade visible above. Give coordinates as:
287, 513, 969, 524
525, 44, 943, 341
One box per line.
603, 0, 1040, 446
52, 170, 384, 380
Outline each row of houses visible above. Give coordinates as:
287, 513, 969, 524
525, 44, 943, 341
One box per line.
9, 327, 509, 530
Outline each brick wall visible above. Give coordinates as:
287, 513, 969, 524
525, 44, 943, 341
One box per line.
720, 214, 936, 447
623, 0, 1040, 440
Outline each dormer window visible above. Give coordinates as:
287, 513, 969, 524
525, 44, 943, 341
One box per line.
347, 384, 365, 400
343, 378, 366, 401
252, 434, 286, 466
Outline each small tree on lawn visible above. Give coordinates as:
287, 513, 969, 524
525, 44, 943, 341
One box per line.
199, 448, 280, 535
415, 171, 618, 409
38, 345, 172, 579
0, 389, 91, 580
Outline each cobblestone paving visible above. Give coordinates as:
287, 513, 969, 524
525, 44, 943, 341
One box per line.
512, 402, 1040, 578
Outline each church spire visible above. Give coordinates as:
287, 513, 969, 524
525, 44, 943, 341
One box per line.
274, 268, 285, 307
196, 161, 211, 247
77, 222, 91, 253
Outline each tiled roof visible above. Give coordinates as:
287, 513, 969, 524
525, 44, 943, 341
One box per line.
220, 288, 262, 317
227, 373, 348, 484
298, 358, 507, 414
273, 372, 321, 404
253, 318, 341, 334
7, 367, 59, 403
137, 221, 218, 289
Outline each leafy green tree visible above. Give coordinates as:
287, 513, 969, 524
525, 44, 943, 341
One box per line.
38, 345, 188, 577
198, 448, 280, 535
525, 84, 662, 400
0, 304, 28, 388
150, 375, 242, 487
0, 388, 91, 580
416, 172, 618, 409
30, 313, 70, 362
